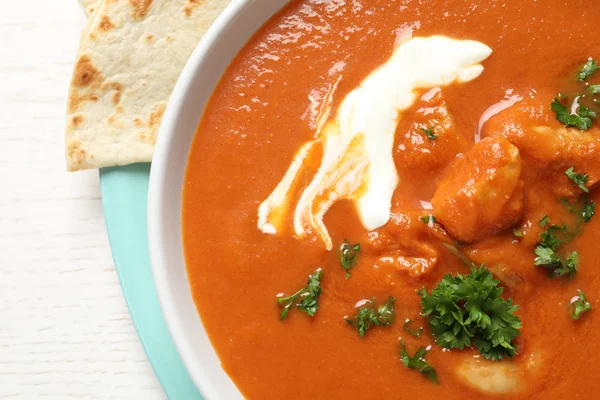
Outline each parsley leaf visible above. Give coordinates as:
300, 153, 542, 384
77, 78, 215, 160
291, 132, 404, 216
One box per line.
571, 290, 592, 320
578, 59, 599, 81
421, 126, 438, 140
534, 223, 578, 278
588, 85, 600, 95
345, 297, 395, 337
340, 240, 360, 279
513, 229, 523, 237
539, 223, 566, 251
555, 251, 579, 278
577, 106, 598, 128
565, 167, 590, 193
551, 97, 596, 130
399, 340, 438, 384
418, 266, 522, 361
420, 215, 437, 225
403, 319, 424, 338
277, 269, 323, 321
540, 215, 551, 228
562, 197, 594, 223
534, 245, 561, 267
377, 297, 395, 324
583, 199, 595, 222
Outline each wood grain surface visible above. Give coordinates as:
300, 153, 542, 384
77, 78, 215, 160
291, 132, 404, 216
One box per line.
0, 2, 165, 398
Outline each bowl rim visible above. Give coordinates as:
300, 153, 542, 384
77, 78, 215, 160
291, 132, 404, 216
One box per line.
147, 1, 267, 398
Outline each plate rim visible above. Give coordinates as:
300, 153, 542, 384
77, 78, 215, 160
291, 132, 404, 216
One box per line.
100, 164, 203, 400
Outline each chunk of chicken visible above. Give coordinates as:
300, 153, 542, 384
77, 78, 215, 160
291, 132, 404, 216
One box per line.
432, 136, 525, 243
363, 210, 448, 278
395, 88, 471, 173
483, 101, 600, 197
455, 351, 542, 395
456, 357, 523, 395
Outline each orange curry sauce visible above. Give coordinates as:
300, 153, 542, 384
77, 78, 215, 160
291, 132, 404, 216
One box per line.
183, 1, 600, 398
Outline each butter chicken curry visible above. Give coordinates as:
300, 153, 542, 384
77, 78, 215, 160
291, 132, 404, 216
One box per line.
182, 0, 600, 398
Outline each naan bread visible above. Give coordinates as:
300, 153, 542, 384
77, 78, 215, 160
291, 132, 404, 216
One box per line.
65, 0, 230, 171
78, 0, 101, 16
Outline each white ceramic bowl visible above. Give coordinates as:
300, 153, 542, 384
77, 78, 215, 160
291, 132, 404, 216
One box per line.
147, 1, 289, 398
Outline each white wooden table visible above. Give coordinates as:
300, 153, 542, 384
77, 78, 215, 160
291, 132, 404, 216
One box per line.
0, 2, 165, 398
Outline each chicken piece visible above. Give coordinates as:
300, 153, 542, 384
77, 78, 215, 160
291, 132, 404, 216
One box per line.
362, 212, 439, 278
372, 242, 439, 278
509, 126, 599, 197
432, 136, 525, 243
395, 87, 471, 173
455, 351, 542, 395
363, 210, 446, 278
456, 357, 523, 395
483, 101, 600, 197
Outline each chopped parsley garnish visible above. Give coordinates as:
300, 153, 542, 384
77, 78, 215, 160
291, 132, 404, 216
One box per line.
540, 215, 551, 228
421, 126, 438, 140
540, 250, 579, 278
565, 167, 590, 193
403, 319, 424, 338
340, 240, 360, 279
560, 196, 595, 223
534, 222, 578, 278
571, 290, 592, 320
420, 215, 437, 225
399, 340, 438, 384
561, 251, 579, 277
588, 85, 600, 95
277, 269, 322, 321
551, 98, 597, 130
583, 199, 595, 222
418, 266, 522, 361
578, 59, 599, 82
534, 246, 561, 267
513, 229, 523, 237
345, 297, 395, 338
538, 222, 566, 250
573, 106, 597, 129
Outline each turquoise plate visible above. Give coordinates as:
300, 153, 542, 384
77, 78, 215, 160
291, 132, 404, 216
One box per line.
100, 164, 202, 400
